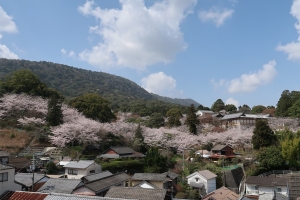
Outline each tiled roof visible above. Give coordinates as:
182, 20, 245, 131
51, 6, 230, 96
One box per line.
0, 191, 48, 200
85, 173, 130, 193
15, 173, 46, 187
83, 170, 113, 182
37, 178, 82, 194
8, 157, 31, 169
131, 173, 167, 181
45, 193, 135, 200
105, 187, 166, 200
202, 186, 239, 200
64, 160, 95, 169
0, 163, 14, 170
161, 171, 178, 179
198, 170, 217, 180
0, 150, 10, 157
110, 147, 135, 154
221, 113, 244, 120
245, 176, 287, 187
211, 145, 228, 151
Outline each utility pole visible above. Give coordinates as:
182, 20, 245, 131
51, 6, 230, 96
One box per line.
32, 153, 35, 192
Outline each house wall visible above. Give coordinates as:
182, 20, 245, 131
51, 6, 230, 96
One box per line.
0, 167, 22, 195
187, 173, 207, 194
73, 187, 96, 196
245, 184, 288, 197
207, 178, 216, 194
224, 146, 234, 156
131, 180, 164, 189
65, 163, 102, 179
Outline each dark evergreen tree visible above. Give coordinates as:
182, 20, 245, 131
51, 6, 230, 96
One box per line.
144, 147, 167, 173
145, 112, 165, 128
238, 104, 251, 114
252, 120, 278, 150
166, 108, 182, 127
225, 104, 237, 113
251, 105, 267, 114
69, 93, 116, 123
256, 146, 285, 172
133, 123, 147, 153
276, 90, 292, 117
211, 99, 225, 112
185, 104, 199, 135
46, 94, 64, 126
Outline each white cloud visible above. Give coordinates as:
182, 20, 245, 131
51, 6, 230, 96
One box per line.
225, 97, 239, 107
68, 50, 75, 58
198, 7, 234, 27
276, 0, 300, 60
78, 0, 196, 70
0, 6, 18, 33
0, 34, 2, 39
212, 60, 277, 93
141, 72, 182, 97
0, 44, 18, 59
61, 48, 67, 54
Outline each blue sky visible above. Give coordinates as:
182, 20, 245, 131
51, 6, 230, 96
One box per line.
1, 0, 300, 108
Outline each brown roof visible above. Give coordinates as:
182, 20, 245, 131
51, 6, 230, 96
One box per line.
202, 186, 239, 200
105, 187, 166, 200
211, 145, 232, 151
245, 176, 287, 187
8, 157, 31, 170
199, 170, 217, 180
0, 191, 48, 200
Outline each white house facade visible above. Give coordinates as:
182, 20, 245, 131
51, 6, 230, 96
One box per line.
64, 160, 102, 179
186, 170, 217, 195
0, 164, 22, 195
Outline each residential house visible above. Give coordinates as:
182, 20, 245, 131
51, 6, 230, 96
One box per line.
131, 172, 177, 192
8, 157, 31, 172
195, 150, 212, 158
15, 173, 49, 191
0, 164, 22, 195
244, 176, 288, 198
133, 180, 159, 189
210, 144, 236, 160
64, 160, 102, 179
105, 187, 166, 200
220, 113, 269, 128
73, 173, 130, 196
81, 170, 113, 183
196, 110, 215, 124
98, 146, 145, 159
202, 186, 239, 200
37, 178, 83, 194
0, 190, 136, 200
186, 170, 217, 196
0, 150, 9, 164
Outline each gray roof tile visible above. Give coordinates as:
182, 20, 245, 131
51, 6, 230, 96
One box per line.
64, 160, 95, 169
0, 163, 13, 170
45, 193, 134, 200
37, 178, 82, 194
85, 173, 130, 193
83, 170, 113, 182
0, 150, 9, 157
105, 187, 166, 200
110, 147, 135, 154
131, 173, 167, 181
198, 170, 217, 180
245, 176, 287, 187
15, 173, 46, 187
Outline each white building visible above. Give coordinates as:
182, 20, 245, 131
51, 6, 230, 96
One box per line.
244, 176, 288, 198
64, 160, 102, 179
0, 164, 22, 195
186, 169, 217, 196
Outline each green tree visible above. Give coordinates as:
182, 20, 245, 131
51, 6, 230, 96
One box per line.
166, 108, 182, 127
144, 147, 167, 173
197, 104, 210, 111
225, 104, 237, 113
0, 69, 56, 98
252, 120, 278, 150
132, 124, 147, 153
288, 98, 300, 118
45, 161, 60, 174
211, 99, 225, 112
251, 105, 266, 114
46, 93, 64, 126
281, 137, 300, 169
256, 146, 285, 172
276, 90, 292, 117
185, 104, 199, 135
238, 104, 251, 114
145, 112, 165, 128
69, 93, 116, 122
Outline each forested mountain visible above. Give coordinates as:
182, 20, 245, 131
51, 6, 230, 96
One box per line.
0, 59, 200, 112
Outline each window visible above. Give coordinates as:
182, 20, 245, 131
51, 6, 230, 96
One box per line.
68, 169, 78, 175
254, 185, 259, 190
195, 178, 199, 182
90, 170, 95, 174
277, 188, 282, 192
0, 172, 8, 182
